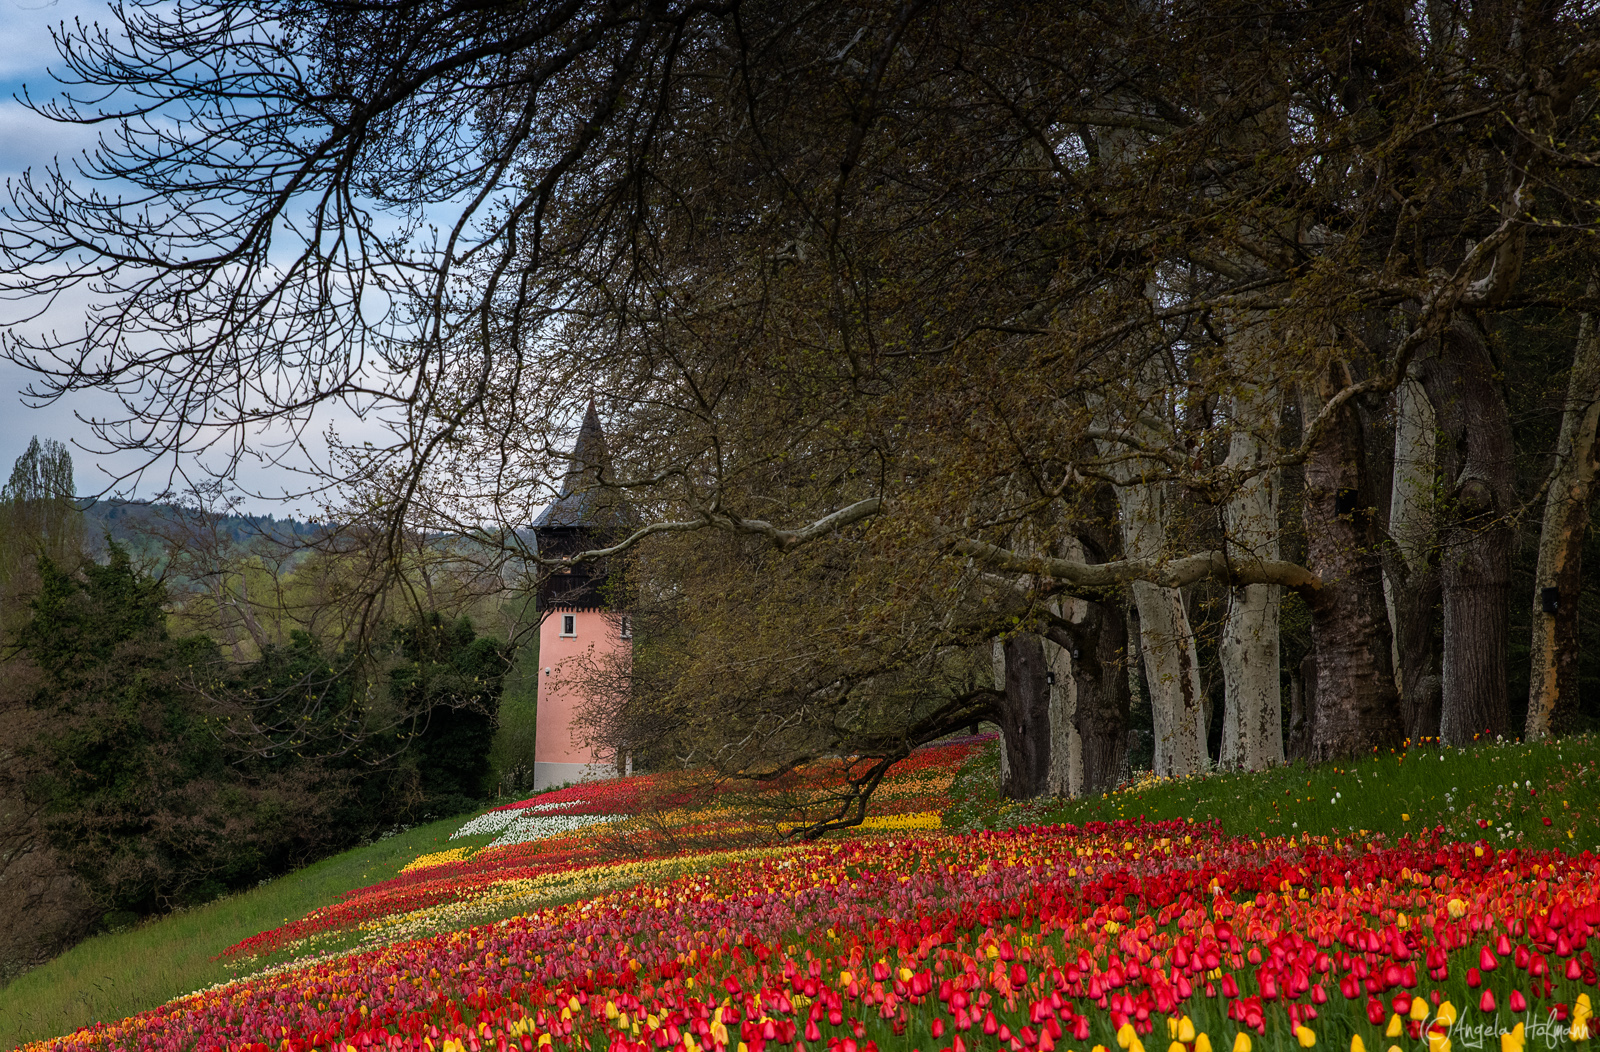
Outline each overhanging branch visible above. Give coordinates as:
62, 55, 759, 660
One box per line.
548, 496, 885, 567
955, 537, 1321, 597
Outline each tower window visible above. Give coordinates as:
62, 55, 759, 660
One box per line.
619, 615, 632, 639
561, 614, 576, 637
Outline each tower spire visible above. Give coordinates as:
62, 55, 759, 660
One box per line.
532, 402, 613, 529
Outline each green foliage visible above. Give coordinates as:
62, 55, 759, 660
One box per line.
0, 436, 85, 637
487, 637, 541, 798
390, 612, 511, 811
0, 438, 82, 570
16, 548, 167, 682
0, 809, 496, 1048
13, 545, 351, 916
9, 548, 510, 927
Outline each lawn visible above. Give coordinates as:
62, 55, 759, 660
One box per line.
949, 733, 1600, 856
0, 814, 504, 1051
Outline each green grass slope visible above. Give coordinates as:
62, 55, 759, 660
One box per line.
0, 812, 500, 1051
949, 732, 1600, 853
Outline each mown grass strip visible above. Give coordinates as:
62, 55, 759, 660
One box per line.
950, 733, 1600, 854
0, 812, 500, 1051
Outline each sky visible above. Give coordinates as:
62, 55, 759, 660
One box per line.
0, 0, 371, 517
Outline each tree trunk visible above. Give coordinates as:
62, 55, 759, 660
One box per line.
1220, 382, 1283, 770
1096, 405, 1208, 778
1301, 371, 1404, 758
1528, 300, 1600, 740
996, 632, 1052, 798
1128, 578, 1207, 776
1286, 653, 1312, 760
1043, 594, 1085, 797
1050, 599, 1130, 795
1417, 320, 1514, 744
1384, 376, 1443, 741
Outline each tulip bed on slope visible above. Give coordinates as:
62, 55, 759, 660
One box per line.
23, 820, 1600, 1052
218, 743, 976, 966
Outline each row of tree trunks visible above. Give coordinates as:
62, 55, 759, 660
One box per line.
1095, 390, 1208, 779
996, 304, 1600, 793
995, 604, 1119, 799
996, 526, 1130, 799
996, 633, 1052, 800
1043, 595, 1085, 797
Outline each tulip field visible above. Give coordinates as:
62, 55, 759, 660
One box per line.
15, 738, 1600, 1052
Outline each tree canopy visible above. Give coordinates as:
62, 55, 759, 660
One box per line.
7, 0, 1600, 804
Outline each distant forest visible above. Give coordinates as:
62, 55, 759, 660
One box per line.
0, 439, 539, 986
83, 499, 326, 553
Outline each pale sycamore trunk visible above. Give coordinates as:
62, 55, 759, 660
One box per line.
1044, 587, 1086, 797
1383, 376, 1442, 740
1103, 460, 1207, 779
1219, 382, 1283, 770
1089, 380, 1207, 778
1528, 300, 1600, 740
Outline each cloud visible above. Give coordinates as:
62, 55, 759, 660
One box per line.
0, 0, 104, 84
0, 98, 101, 177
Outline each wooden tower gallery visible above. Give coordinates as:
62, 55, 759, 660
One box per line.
530, 404, 633, 790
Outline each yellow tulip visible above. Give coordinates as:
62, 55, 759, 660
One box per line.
1411, 1000, 1431, 1022
1234, 1032, 1253, 1052
1438, 1002, 1458, 1026
1119, 1024, 1139, 1049
1388, 1015, 1405, 1037
1351, 1037, 1367, 1052
1296, 1026, 1317, 1048
1197, 1034, 1215, 1052
1179, 1018, 1197, 1043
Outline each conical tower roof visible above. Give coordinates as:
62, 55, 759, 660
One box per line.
531, 403, 628, 530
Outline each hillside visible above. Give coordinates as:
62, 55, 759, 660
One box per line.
78, 499, 325, 565
5, 734, 1600, 1052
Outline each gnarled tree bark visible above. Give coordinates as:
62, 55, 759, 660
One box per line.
1300, 368, 1404, 758
1528, 296, 1600, 740
994, 632, 1052, 799
1416, 320, 1514, 744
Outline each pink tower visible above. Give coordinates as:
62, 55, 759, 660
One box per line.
531, 404, 633, 789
